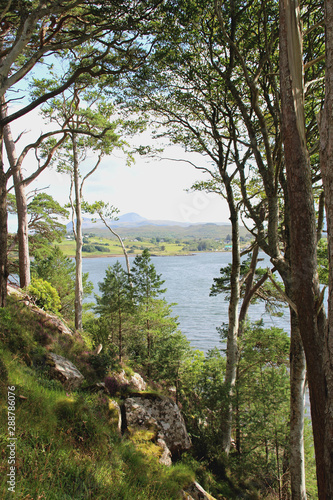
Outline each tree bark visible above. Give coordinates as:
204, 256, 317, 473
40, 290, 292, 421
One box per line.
73, 133, 83, 330
289, 310, 307, 500
280, 0, 329, 497
0, 131, 8, 307
220, 175, 240, 455
2, 103, 30, 288
320, 0, 333, 495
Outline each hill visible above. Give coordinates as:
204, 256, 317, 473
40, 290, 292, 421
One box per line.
66, 212, 250, 240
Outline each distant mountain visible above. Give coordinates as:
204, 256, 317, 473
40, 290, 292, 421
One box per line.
66, 212, 231, 231
66, 212, 250, 240
116, 212, 148, 223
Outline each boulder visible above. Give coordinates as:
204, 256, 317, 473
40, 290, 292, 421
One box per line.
130, 372, 147, 391
156, 436, 172, 466
111, 369, 147, 392
47, 353, 84, 390
124, 394, 191, 458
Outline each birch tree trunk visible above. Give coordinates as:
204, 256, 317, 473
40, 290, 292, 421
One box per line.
73, 133, 83, 331
220, 175, 240, 455
289, 310, 307, 500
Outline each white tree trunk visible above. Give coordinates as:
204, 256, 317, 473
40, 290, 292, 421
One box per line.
2, 111, 30, 288
73, 134, 83, 330
221, 178, 240, 455
290, 313, 307, 500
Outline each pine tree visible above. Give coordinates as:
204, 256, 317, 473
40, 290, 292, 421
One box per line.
94, 261, 132, 362
130, 249, 167, 376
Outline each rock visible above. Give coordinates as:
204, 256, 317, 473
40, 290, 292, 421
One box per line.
156, 436, 172, 466
130, 372, 147, 391
183, 482, 217, 500
47, 353, 84, 390
124, 394, 191, 458
33, 308, 73, 336
7, 285, 73, 336
111, 369, 147, 392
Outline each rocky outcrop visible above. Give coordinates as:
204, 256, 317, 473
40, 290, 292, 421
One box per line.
124, 393, 191, 462
47, 353, 84, 390
8, 285, 73, 336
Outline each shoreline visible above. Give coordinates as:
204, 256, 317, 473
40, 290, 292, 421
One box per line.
65, 250, 231, 259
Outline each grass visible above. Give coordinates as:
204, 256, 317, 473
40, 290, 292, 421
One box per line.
0, 296, 195, 499
57, 237, 192, 257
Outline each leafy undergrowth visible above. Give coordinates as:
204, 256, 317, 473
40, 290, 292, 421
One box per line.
0, 296, 195, 499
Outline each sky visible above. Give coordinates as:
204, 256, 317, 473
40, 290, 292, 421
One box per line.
7, 106, 230, 230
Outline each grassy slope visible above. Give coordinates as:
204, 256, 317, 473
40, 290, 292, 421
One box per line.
0, 296, 195, 500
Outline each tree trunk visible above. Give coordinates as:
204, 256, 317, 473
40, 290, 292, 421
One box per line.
220, 176, 240, 455
320, 0, 333, 495
118, 306, 122, 362
280, 0, 329, 497
1, 104, 30, 288
289, 310, 307, 500
238, 244, 259, 330
73, 133, 83, 330
0, 133, 8, 307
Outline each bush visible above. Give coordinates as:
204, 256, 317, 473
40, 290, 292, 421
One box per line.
82, 244, 97, 252
27, 277, 61, 313
88, 352, 113, 379
104, 375, 128, 395
94, 245, 109, 252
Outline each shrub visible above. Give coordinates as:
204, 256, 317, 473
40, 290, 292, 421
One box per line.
82, 244, 96, 252
104, 375, 128, 395
27, 277, 61, 313
88, 352, 113, 379
94, 245, 109, 252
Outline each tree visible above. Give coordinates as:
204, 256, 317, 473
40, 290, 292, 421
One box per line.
39, 82, 124, 330
279, 0, 329, 497
7, 192, 68, 273
121, 0, 318, 494
94, 261, 132, 362
320, 0, 333, 492
0, 0, 162, 305
130, 249, 167, 376
85, 201, 131, 276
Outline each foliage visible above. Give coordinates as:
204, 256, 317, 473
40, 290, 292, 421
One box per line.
94, 261, 133, 361
27, 277, 62, 313
177, 322, 317, 497
91, 251, 191, 384
26, 193, 69, 256
32, 247, 93, 320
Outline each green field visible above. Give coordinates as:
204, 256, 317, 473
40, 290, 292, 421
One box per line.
58, 236, 194, 257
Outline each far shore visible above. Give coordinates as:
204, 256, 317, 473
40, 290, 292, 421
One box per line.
65, 250, 231, 259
